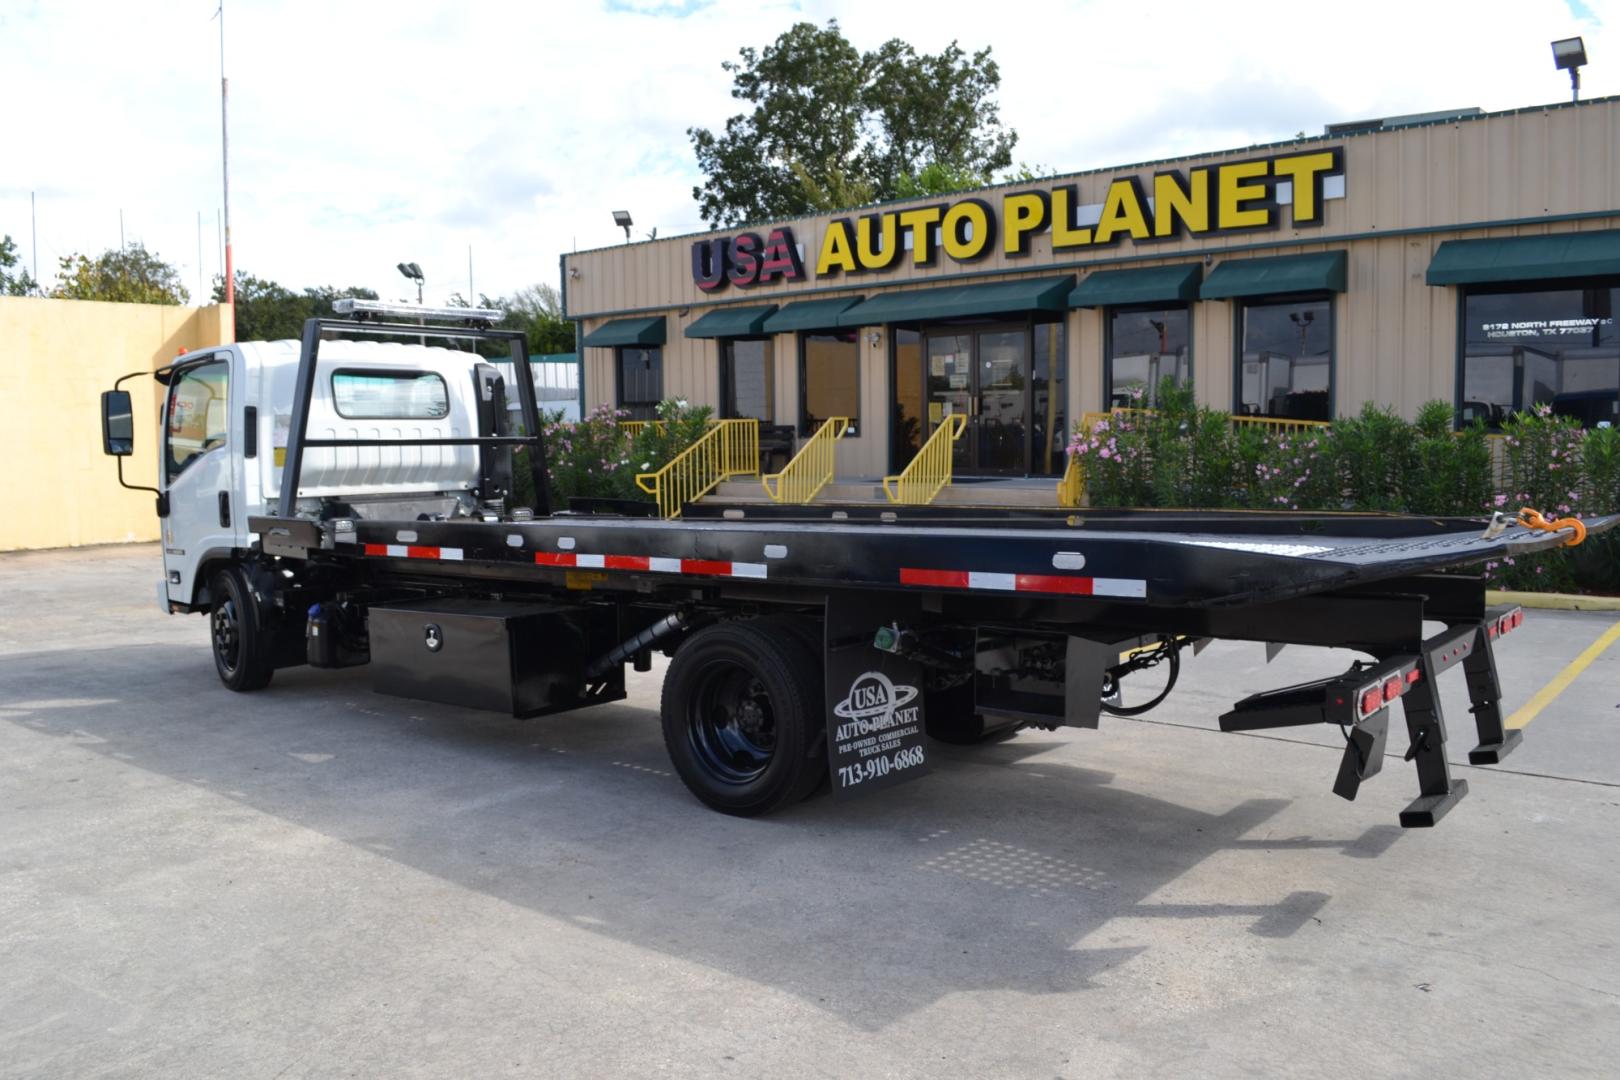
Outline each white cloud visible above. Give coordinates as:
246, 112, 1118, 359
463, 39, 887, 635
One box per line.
1, 0, 1613, 307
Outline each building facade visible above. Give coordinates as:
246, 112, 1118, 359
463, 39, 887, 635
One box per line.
564, 98, 1620, 480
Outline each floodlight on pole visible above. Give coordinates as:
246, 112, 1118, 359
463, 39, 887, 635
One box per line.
612, 210, 633, 242
397, 261, 424, 304
1552, 37, 1587, 103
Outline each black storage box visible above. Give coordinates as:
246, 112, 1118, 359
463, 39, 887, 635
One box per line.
369, 599, 621, 717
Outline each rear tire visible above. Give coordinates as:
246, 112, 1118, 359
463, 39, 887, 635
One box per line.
210, 567, 275, 692
661, 620, 826, 816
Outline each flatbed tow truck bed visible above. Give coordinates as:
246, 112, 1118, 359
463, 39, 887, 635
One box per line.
249, 502, 1618, 826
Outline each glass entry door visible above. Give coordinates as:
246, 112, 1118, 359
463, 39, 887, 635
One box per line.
924, 327, 1029, 474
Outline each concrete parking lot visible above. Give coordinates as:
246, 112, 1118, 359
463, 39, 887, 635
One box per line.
3, 544, 1618, 1079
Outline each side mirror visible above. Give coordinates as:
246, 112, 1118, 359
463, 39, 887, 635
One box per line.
101, 390, 134, 456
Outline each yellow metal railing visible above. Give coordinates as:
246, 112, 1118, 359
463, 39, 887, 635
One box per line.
883, 414, 967, 505
1229, 415, 1332, 438
620, 420, 664, 439
1058, 452, 1084, 508
761, 417, 849, 504
635, 419, 759, 518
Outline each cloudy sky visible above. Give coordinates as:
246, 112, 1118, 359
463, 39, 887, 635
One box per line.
0, 0, 1611, 307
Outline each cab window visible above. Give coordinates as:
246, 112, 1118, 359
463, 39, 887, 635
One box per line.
165, 359, 229, 482
331, 370, 449, 419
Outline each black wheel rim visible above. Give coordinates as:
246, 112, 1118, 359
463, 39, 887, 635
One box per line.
686, 659, 776, 785
212, 597, 241, 675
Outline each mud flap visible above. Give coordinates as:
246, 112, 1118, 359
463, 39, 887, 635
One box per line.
824, 593, 929, 800
1332, 711, 1388, 801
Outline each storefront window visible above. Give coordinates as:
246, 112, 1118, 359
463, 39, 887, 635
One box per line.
1460, 283, 1619, 429
1107, 307, 1189, 407
892, 328, 924, 470
1032, 321, 1067, 475
616, 346, 663, 421
800, 331, 860, 436
1237, 297, 1332, 420
721, 338, 774, 422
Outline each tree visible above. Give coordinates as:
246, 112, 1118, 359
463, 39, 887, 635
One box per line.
52, 243, 189, 305
498, 283, 575, 356
211, 272, 378, 341
453, 283, 575, 359
688, 20, 1017, 225
1, 234, 38, 296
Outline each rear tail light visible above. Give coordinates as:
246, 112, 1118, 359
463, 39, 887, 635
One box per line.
1357, 665, 1419, 720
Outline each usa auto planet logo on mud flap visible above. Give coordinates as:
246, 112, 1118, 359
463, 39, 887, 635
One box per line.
831, 671, 926, 792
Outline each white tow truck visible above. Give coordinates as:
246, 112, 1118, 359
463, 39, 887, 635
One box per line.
98, 301, 1614, 823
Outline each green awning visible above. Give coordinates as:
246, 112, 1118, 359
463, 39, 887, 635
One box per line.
761, 297, 864, 333
1201, 251, 1348, 299
581, 316, 665, 347
684, 304, 779, 338
1426, 230, 1620, 286
836, 275, 1074, 326
1070, 264, 1202, 308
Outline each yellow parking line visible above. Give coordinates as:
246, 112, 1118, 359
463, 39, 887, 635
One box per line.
1506, 618, 1620, 729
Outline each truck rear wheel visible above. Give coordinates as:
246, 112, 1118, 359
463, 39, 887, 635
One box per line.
210, 567, 275, 692
661, 620, 826, 816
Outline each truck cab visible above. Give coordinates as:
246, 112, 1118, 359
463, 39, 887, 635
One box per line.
144, 338, 504, 611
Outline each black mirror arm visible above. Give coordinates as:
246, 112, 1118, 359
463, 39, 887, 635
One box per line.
114, 456, 168, 517
110, 370, 170, 517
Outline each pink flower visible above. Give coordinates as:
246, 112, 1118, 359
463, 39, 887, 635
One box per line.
1098, 448, 1113, 460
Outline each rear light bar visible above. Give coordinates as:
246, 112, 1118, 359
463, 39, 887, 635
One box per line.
1354, 608, 1523, 721
1487, 607, 1525, 640
1356, 662, 1421, 721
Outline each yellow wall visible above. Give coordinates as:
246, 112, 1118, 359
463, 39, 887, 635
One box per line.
0, 297, 233, 551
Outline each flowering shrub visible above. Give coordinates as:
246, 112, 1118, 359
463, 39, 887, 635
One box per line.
1068, 383, 1620, 593
509, 398, 715, 509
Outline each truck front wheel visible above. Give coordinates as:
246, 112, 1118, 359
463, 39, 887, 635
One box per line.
210, 567, 275, 692
661, 621, 825, 816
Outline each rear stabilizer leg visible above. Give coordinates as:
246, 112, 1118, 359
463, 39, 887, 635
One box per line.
1464, 614, 1524, 765
1397, 654, 1468, 828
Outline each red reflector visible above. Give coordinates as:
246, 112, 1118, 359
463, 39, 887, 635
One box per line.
1407, 668, 1422, 684
1512, 610, 1524, 629
1382, 676, 1404, 701
1359, 688, 1384, 716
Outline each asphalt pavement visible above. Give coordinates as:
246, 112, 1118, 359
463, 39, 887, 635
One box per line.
2, 544, 1618, 1079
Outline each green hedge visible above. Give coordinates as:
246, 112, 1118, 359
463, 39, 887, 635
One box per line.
510, 399, 713, 509
1069, 384, 1619, 593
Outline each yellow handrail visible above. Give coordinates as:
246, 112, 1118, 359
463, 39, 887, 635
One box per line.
620, 420, 664, 439
882, 414, 966, 505
1229, 415, 1331, 437
761, 417, 849, 504
634, 418, 759, 518
1057, 452, 1084, 508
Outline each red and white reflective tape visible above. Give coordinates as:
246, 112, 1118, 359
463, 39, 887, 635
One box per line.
535, 551, 767, 580
363, 543, 464, 562
899, 566, 1146, 598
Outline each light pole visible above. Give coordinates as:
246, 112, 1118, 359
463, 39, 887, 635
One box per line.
612, 210, 633, 243
397, 262, 425, 343
1552, 37, 1587, 103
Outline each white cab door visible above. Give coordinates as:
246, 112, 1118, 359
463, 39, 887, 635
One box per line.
161, 357, 236, 604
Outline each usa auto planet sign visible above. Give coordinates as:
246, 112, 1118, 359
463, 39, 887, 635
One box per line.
826, 663, 928, 797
